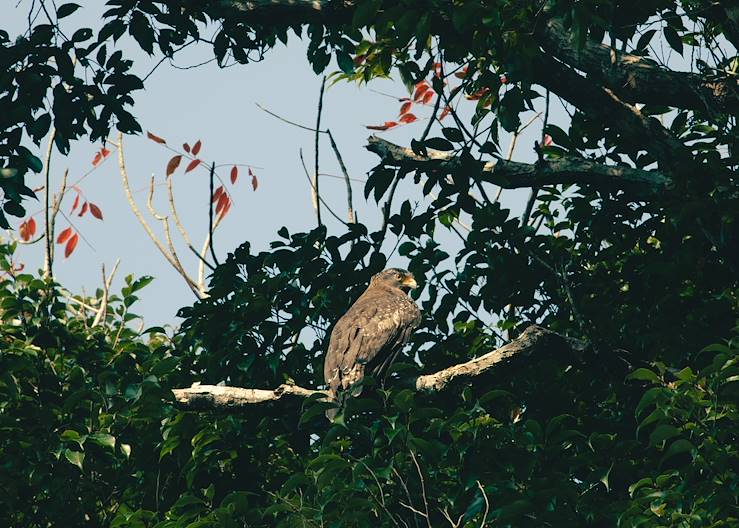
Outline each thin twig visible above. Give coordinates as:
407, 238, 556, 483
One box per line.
45, 167, 68, 275
42, 128, 56, 279
409, 451, 433, 528
299, 149, 348, 225
208, 162, 220, 267
92, 259, 120, 328
326, 129, 355, 223
117, 133, 202, 297
477, 481, 490, 528
313, 77, 326, 227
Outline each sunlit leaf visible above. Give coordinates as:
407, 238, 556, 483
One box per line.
65, 233, 79, 258
147, 131, 166, 144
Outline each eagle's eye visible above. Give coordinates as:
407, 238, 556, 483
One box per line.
395, 272, 402, 279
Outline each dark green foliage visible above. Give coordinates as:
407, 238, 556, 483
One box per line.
1, 0, 738, 526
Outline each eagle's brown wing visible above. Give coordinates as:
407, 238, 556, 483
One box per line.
324, 287, 420, 399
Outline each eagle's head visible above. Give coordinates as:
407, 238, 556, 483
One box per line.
371, 268, 418, 292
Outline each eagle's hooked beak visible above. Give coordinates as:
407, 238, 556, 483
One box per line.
402, 275, 418, 289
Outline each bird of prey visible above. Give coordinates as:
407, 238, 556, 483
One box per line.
324, 268, 421, 420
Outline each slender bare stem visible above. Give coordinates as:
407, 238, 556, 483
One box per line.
313, 77, 326, 226
42, 128, 57, 279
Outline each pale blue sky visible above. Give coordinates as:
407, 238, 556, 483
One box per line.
7, 2, 553, 326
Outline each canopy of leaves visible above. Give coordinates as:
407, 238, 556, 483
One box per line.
1, 0, 738, 526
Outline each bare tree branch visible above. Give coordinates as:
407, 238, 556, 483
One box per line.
366, 135, 671, 194
171, 325, 583, 410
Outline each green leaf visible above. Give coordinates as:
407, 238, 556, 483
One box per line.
442, 127, 464, 142
661, 439, 694, 462
424, 137, 454, 151
663, 26, 683, 55
635, 29, 657, 50
88, 433, 116, 451
628, 477, 653, 497
336, 50, 354, 74
649, 425, 680, 447
120, 443, 131, 459
57, 3, 81, 18
628, 368, 660, 383
352, 0, 381, 28
64, 449, 84, 471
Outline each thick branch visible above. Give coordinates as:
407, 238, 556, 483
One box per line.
537, 18, 739, 116
171, 325, 583, 411
533, 54, 697, 176
366, 136, 671, 193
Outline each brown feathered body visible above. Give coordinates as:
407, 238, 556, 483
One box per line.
324, 269, 421, 418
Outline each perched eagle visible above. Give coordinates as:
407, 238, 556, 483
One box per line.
324, 268, 421, 420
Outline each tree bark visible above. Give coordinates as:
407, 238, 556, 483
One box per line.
366, 136, 671, 194
171, 325, 583, 411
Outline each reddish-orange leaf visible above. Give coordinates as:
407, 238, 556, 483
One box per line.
147, 131, 166, 144
212, 185, 224, 203
399, 101, 412, 116
413, 81, 430, 102
215, 192, 228, 215
230, 166, 238, 184
92, 151, 103, 166
433, 62, 443, 77
101, 147, 111, 158
399, 113, 418, 124
353, 54, 366, 66
543, 134, 553, 147
166, 155, 182, 176
185, 159, 201, 173
28, 217, 36, 236
454, 66, 469, 79
421, 90, 435, 105
222, 197, 232, 217
439, 106, 451, 120
191, 140, 202, 156
64, 233, 79, 258
19, 221, 30, 241
89, 203, 103, 220
366, 121, 398, 131
183, 143, 191, 153
57, 226, 73, 244
78, 201, 88, 217
71, 194, 80, 212
251, 173, 258, 191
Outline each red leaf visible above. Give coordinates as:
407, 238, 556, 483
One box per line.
89, 203, 103, 220
454, 66, 469, 79
422, 90, 435, 105
251, 173, 258, 191
499, 74, 508, 84
399, 113, 417, 124
543, 134, 553, 147
366, 121, 398, 131
28, 217, 36, 237
101, 147, 111, 158
78, 201, 88, 217
191, 140, 202, 156
433, 62, 443, 77
183, 143, 191, 153
71, 194, 80, 213
147, 131, 166, 144
219, 197, 232, 218
64, 233, 79, 258
413, 81, 430, 102
353, 54, 366, 66
185, 159, 201, 173
439, 106, 451, 120
19, 221, 30, 241
399, 101, 412, 116
92, 151, 102, 166
57, 227, 72, 244
215, 192, 228, 215
230, 166, 238, 184
166, 155, 182, 176
212, 185, 224, 203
